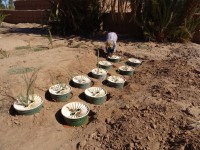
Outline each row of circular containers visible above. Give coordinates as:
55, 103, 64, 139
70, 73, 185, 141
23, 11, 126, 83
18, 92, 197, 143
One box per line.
49, 82, 108, 104
13, 57, 142, 126
13, 84, 107, 126
93, 57, 142, 79
13, 56, 141, 113
48, 57, 143, 113
107, 56, 142, 65
13, 94, 90, 127
99, 56, 142, 70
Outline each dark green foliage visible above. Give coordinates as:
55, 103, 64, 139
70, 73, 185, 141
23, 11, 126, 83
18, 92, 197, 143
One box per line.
0, 0, 5, 9
48, 0, 200, 42
49, 0, 101, 35
0, 13, 7, 25
135, 0, 200, 42
169, 0, 200, 42
137, 0, 175, 41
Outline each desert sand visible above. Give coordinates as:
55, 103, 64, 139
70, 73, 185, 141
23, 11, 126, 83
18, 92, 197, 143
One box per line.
0, 22, 200, 150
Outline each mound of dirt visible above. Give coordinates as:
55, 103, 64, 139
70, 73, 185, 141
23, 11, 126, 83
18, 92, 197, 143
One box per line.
0, 23, 199, 150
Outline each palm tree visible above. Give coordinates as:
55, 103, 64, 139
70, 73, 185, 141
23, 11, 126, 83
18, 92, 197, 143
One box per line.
0, 0, 5, 9
8, 0, 14, 9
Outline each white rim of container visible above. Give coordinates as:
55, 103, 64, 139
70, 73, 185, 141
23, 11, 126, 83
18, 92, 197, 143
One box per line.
85, 87, 107, 98
107, 76, 126, 83
108, 55, 121, 59
91, 68, 107, 75
49, 83, 71, 95
119, 66, 134, 71
61, 102, 90, 119
128, 58, 142, 64
13, 94, 43, 111
99, 61, 112, 66
72, 75, 91, 84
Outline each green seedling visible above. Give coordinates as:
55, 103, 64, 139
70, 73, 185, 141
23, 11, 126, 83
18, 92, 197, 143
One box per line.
47, 28, 53, 48
0, 49, 9, 58
33, 45, 48, 52
17, 68, 40, 107
97, 48, 100, 74
76, 55, 82, 68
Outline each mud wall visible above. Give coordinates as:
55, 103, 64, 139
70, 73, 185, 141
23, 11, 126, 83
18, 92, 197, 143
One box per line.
0, 10, 50, 24
14, 0, 51, 10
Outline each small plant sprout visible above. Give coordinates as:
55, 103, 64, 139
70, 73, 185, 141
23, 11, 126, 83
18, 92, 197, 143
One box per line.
75, 54, 82, 68
97, 48, 100, 74
17, 68, 40, 107
0, 49, 9, 58
0, 13, 8, 25
43, 27, 53, 49
53, 83, 66, 94
15, 45, 31, 50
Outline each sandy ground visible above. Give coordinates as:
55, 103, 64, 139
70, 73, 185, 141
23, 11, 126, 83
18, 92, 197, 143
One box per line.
0, 22, 200, 150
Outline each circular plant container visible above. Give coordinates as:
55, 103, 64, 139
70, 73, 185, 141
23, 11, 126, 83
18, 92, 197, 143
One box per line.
98, 61, 112, 70
49, 83, 72, 102
119, 66, 135, 76
107, 75, 126, 89
91, 68, 107, 80
107, 55, 121, 63
127, 58, 142, 67
13, 94, 43, 115
61, 102, 90, 126
85, 87, 107, 105
72, 75, 91, 89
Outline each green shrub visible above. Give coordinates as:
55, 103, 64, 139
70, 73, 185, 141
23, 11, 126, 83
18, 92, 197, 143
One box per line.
169, 0, 200, 42
135, 0, 200, 42
0, 13, 7, 25
49, 0, 102, 35
48, 0, 200, 42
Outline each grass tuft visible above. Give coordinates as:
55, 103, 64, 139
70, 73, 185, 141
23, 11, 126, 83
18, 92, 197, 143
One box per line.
0, 49, 9, 58
15, 45, 31, 50
8, 67, 36, 74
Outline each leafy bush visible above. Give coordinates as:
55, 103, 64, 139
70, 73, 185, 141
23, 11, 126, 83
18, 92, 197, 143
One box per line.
49, 0, 102, 35
169, 0, 200, 42
0, 0, 5, 9
0, 13, 7, 25
135, 0, 200, 42
48, 0, 200, 42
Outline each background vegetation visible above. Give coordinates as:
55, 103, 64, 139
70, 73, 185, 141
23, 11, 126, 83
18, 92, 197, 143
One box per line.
0, 0, 14, 9
135, 0, 200, 42
42, 0, 200, 42
49, 0, 103, 35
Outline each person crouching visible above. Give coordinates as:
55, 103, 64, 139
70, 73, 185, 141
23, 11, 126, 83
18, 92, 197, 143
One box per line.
105, 32, 118, 58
